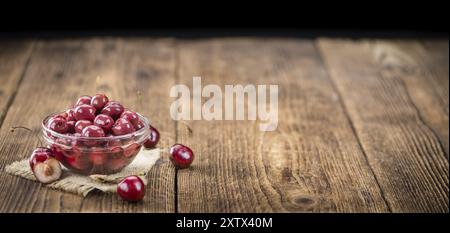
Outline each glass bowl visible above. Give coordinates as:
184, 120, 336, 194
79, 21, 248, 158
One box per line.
42, 112, 150, 175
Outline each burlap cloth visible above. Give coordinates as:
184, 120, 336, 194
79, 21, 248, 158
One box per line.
5, 148, 160, 196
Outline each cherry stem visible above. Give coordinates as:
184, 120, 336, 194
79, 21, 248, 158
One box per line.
10, 126, 32, 132
10, 126, 44, 146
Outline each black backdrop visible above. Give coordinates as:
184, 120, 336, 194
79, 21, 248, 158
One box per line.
0, 1, 447, 38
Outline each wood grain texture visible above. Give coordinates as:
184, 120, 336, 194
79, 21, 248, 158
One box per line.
420, 40, 449, 114
318, 39, 449, 212
370, 40, 448, 157
0, 41, 34, 127
413, 40, 448, 156
175, 39, 389, 212
0, 38, 176, 212
0, 38, 448, 213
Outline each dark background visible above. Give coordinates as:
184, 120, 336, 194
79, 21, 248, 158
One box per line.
0, 1, 447, 38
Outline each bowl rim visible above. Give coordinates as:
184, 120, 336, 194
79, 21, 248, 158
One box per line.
42, 111, 150, 141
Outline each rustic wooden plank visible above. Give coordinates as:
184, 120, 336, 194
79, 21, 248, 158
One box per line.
0, 40, 85, 213
0, 40, 34, 127
0, 38, 176, 212
415, 40, 448, 156
175, 39, 389, 212
372, 40, 448, 157
318, 39, 449, 212
420, 40, 449, 114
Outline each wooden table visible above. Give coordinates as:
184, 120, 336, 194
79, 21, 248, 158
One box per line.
0, 38, 448, 213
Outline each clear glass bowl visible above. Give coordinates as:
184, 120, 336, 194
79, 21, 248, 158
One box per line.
42, 112, 150, 175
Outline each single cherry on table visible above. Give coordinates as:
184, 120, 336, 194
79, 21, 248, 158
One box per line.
117, 175, 145, 202
169, 144, 194, 169
29, 147, 62, 183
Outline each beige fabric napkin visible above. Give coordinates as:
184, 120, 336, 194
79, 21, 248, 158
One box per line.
5, 148, 160, 196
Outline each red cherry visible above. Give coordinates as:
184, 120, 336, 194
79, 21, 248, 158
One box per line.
169, 144, 194, 169
69, 134, 83, 148
123, 143, 141, 158
29, 147, 54, 168
82, 125, 105, 138
91, 94, 109, 111
75, 95, 92, 106
54, 114, 66, 120
67, 121, 76, 133
33, 147, 53, 155
64, 150, 92, 172
107, 139, 122, 148
94, 114, 114, 132
50, 144, 65, 163
47, 116, 68, 134
101, 101, 124, 120
120, 110, 139, 126
134, 120, 145, 130
57, 112, 68, 119
82, 125, 105, 146
65, 109, 76, 121
117, 176, 145, 202
112, 118, 135, 136
88, 150, 108, 167
74, 120, 93, 134
29, 147, 61, 183
110, 146, 124, 157
108, 146, 126, 171
143, 125, 160, 149
106, 133, 122, 147
74, 104, 96, 121
109, 156, 127, 171
105, 101, 120, 107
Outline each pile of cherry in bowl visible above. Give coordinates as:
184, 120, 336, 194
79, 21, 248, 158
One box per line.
28, 94, 194, 202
